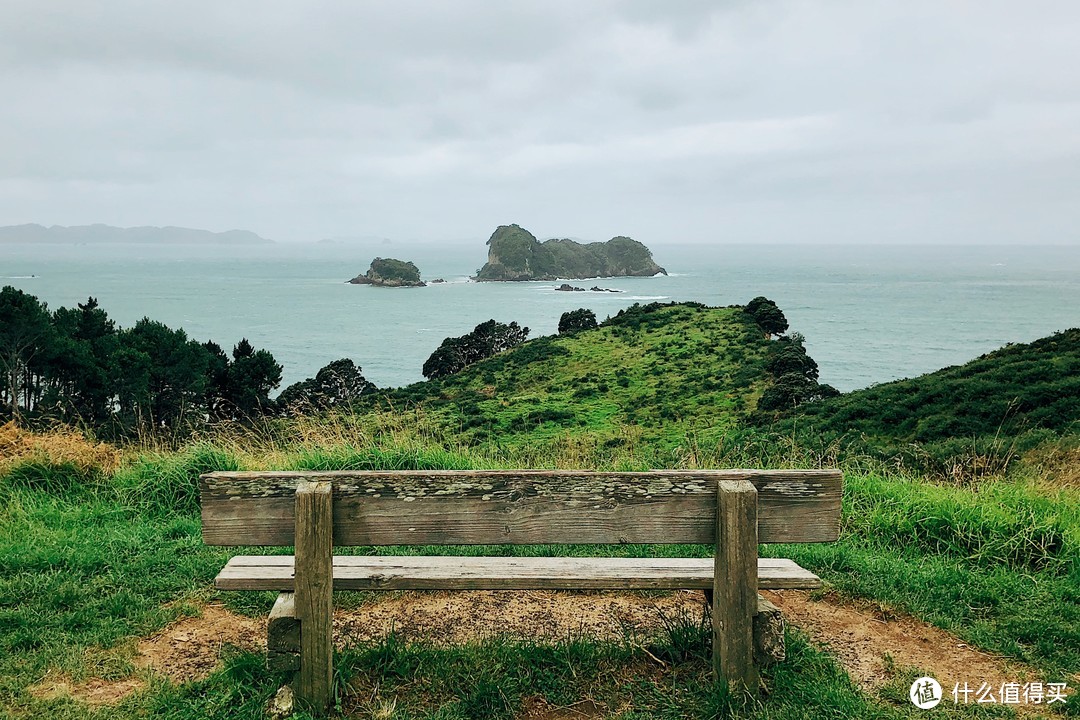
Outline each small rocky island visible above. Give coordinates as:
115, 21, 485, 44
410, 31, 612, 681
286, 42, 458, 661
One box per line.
348, 257, 425, 287
475, 224, 667, 281
556, 283, 622, 293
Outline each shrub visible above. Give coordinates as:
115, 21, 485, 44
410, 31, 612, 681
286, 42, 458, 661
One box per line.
558, 308, 598, 334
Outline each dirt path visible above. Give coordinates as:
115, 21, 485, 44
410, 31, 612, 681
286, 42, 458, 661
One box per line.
29, 589, 1073, 714
765, 589, 1074, 715
335, 589, 703, 646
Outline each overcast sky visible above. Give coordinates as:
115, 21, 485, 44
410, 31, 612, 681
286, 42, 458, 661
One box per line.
2, 1, 1078, 244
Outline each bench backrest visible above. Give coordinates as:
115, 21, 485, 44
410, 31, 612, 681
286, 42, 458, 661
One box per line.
200, 469, 841, 547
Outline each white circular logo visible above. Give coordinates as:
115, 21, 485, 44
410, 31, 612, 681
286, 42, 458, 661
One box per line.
910, 677, 942, 709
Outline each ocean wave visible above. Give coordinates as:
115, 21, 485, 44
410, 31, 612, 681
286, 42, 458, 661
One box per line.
4, 275, 38, 279
628, 295, 669, 300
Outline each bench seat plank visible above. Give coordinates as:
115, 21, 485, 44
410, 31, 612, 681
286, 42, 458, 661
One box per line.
215, 555, 821, 591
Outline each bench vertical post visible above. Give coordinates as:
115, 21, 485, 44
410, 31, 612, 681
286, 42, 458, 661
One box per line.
713, 479, 759, 691
295, 482, 333, 713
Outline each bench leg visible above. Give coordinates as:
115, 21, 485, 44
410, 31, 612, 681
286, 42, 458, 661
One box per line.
268, 592, 300, 674
753, 594, 785, 665
704, 590, 786, 666
713, 480, 759, 692
295, 482, 334, 714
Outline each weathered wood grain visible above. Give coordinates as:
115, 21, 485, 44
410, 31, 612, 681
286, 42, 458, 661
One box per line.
200, 470, 842, 546
294, 483, 333, 713
713, 480, 758, 690
214, 555, 821, 591
753, 594, 785, 665
267, 592, 300, 674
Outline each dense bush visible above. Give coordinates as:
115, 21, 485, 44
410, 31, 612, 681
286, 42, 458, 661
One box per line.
422, 320, 530, 380
277, 358, 375, 415
744, 296, 788, 337
0, 287, 282, 438
558, 308, 597, 334
771, 328, 1080, 478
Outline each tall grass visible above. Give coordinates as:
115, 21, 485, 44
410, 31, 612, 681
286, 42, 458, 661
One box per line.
0, 421, 120, 475
842, 473, 1076, 572
2, 421, 1079, 717
112, 444, 242, 515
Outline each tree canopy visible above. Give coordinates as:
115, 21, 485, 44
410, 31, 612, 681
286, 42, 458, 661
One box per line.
756, 332, 837, 413
0, 286, 284, 438
745, 296, 789, 337
277, 358, 375, 414
558, 308, 598, 334
423, 319, 530, 379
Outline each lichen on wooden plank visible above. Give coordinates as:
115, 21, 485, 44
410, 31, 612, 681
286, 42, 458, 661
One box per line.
200, 470, 841, 547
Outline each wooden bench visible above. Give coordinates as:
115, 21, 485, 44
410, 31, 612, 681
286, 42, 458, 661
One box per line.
200, 469, 842, 713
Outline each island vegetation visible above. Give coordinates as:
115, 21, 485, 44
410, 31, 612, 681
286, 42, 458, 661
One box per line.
348, 257, 426, 287
474, 224, 667, 281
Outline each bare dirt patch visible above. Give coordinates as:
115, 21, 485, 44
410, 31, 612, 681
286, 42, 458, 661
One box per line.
764, 589, 1073, 713
32, 588, 1071, 714
335, 589, 705, 646
28, 675, 145, 706
30, 604, 264, 708
136, 603, 263, 683
519, 695, 609, 719
27, 592, 701, 708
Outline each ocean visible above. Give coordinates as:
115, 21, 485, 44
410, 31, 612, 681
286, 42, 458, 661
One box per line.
2, 242, 1078, 393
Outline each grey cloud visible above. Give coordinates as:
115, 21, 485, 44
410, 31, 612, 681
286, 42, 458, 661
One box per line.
1, 1, 1078, 243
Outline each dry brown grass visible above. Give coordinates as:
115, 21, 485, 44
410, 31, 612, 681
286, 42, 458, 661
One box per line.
191, 405, 474, 469
0, 421, 121, 474
1021, 439, 1080, 489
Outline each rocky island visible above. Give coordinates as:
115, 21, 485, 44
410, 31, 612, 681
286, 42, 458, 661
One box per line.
475, 224, 666, 281
555, 283, 622, 293
348, 257, 426, 287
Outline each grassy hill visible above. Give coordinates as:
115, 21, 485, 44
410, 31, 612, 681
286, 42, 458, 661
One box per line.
768, 329, 1080, 478
3, 302, 1080, 718
385, 302, 771, 452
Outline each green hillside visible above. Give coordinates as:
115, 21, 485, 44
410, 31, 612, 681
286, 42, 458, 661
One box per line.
769, 328, 1080, 476
3, 302, 1080, 719
387, 302, 771, 450
384, 302, 1080, 478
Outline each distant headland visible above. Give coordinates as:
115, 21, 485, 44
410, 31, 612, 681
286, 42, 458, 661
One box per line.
474, 224, 667, 281
348, 257, 426, 287
0, 224, 273, 245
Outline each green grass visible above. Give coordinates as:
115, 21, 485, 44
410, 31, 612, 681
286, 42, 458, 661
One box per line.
1, 442, 1077, 718
767, 328, 1080, 479
771, 473, 1080, 678
382, 303, 770, 452
7, 302, 1080, 719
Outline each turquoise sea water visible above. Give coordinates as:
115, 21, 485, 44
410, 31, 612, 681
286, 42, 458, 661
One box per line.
2, 242, 1078, 393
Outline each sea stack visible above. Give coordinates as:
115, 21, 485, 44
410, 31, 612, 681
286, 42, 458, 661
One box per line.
475, 224, 667, 281
348, 258, 426, 287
